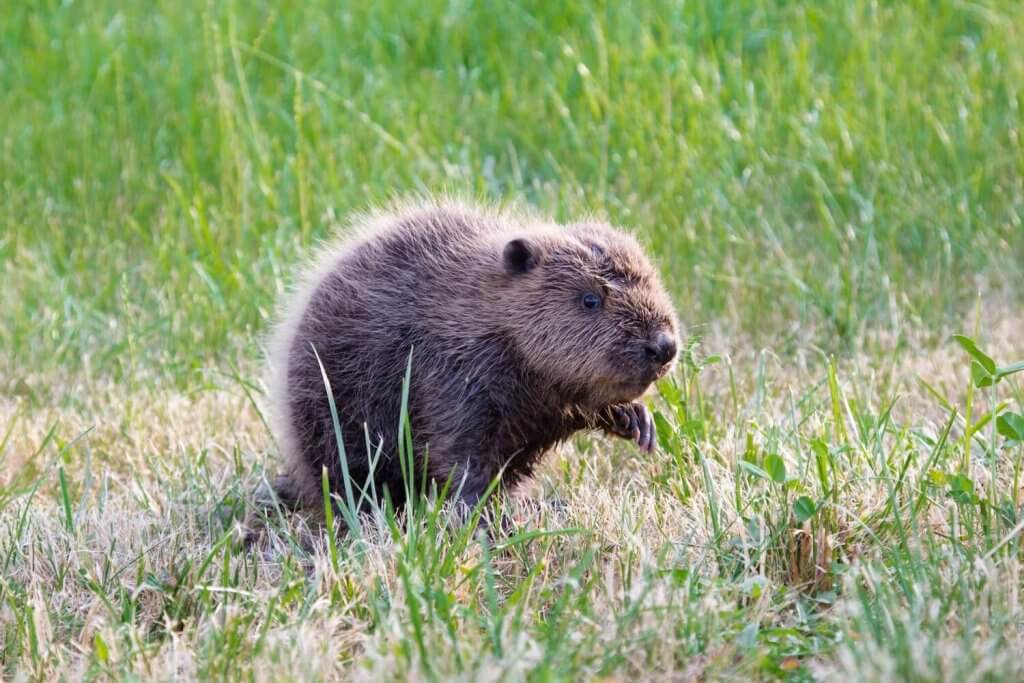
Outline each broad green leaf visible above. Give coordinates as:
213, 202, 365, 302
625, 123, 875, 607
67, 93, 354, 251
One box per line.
953, 335, 996, 374
657, 379, 683, 408
738, 460, 771, 481
764, 454, 787, 483
793, 496, 817, 523
997, 412, 1024, 442
652, 411, 674, 449
971, 360, 995, 388
680, 419, 706, 439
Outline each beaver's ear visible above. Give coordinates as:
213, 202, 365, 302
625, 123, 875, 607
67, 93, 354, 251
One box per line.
503, 238, 540, 275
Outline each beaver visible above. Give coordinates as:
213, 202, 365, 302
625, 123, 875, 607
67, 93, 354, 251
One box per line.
266, 198, 679, 518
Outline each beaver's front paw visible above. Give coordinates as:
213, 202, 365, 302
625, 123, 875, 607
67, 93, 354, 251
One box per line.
602, 402, 656, 453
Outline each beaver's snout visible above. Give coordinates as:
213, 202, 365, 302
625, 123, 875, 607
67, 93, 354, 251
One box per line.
643, 331, 677, 367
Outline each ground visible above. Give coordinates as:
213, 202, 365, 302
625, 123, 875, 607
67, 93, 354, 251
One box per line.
2, 1, 1024, 680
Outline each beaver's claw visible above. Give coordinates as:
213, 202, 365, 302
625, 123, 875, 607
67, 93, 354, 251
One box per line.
602, 402, 656, 453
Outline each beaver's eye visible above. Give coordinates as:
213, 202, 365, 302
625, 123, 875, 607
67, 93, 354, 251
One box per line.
581, 292, 602, 311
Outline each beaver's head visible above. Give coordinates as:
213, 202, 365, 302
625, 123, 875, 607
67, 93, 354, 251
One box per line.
494, 220, 679, 408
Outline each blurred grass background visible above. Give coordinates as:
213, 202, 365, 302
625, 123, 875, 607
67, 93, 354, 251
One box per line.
2, 0, 1022, 387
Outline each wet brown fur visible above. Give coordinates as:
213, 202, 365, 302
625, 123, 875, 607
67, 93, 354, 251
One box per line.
267, 198, 679, 514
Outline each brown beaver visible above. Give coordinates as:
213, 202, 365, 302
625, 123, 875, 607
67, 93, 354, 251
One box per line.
266, 198, 679, 517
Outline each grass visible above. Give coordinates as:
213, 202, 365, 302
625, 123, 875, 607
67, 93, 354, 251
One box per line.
2, 0, 1024, 679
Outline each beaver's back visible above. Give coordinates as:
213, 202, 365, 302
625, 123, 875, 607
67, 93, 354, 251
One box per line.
270, 202, 509, 506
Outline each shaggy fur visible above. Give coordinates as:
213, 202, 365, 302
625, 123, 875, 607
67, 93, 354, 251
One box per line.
267, 198, 680, 513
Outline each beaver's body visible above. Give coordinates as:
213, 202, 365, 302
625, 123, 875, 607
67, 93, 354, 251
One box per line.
268, 199, 679, 513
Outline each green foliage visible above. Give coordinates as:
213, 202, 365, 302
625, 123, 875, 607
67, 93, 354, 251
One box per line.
2, 0, 1024, 680
3, 0, 1023, 386
998, 413, 1024, 442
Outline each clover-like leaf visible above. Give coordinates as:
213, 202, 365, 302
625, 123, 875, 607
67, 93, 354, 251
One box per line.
793, 496, 817, 523
997, 412, 1024, 442
764, 454, 787, 483
971, 361, 996, 388
953, 335, 996, 374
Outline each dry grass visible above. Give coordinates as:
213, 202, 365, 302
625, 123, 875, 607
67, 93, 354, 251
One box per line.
2, 306, 1021, 680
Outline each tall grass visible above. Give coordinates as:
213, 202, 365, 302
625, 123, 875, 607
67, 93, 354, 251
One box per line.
2, 0, 1022, 384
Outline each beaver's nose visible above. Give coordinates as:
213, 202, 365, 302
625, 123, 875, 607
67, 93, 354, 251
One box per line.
643, 332, 677, 366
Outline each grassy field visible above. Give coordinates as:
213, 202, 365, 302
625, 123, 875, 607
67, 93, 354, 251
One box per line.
2, 0, 1024, 679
